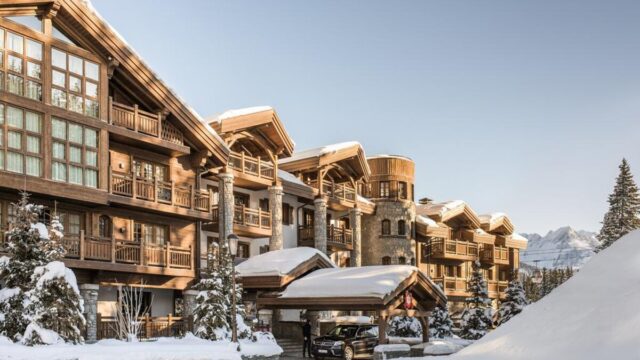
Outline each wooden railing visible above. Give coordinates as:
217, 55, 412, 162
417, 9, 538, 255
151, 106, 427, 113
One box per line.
481, 245, 510, 264
96, 314, 192, 340
487, 280, 509, 297
298, 224, 353, 248
61, 231, 193, 270
109, 168, 211, 213
298, 225, 315, 242
433, 276, 469, 295
307, 180, 357, 203
108, 97, 184, 146
210, 205, 271, 230
228, 151, 275, 181
425, 239, 478, 258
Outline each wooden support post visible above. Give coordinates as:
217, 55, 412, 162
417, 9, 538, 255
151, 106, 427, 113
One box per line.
79, 230, 85, 260
140, 232, 145, 266
241, 151, 246, 173
108, 96, 113, 124
110, 227, 116, 264
420, 316, 429, 343
157, 112, 163, 139
145, 314, 151, 340
166, 244, 171, 267
167, 313, 173, 336
378, 312, 388, 344
96, 312, 102, 340
133, 104, 139, 132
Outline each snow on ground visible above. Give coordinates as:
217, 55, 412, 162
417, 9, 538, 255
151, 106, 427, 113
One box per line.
0, 333, 282, 360
236, 247, 335, 277
418, 338, 473, 356
453, 230, 640, 360
320, 315, 373, 324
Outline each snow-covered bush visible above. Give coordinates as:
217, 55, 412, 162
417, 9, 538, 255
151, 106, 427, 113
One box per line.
429, 304, 454, 339
388, 316, 422, 338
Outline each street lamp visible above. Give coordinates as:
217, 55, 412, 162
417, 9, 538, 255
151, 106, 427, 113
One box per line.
227, 234, 239, 344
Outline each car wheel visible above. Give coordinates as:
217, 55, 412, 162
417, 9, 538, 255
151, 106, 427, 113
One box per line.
343, 346, 354, 360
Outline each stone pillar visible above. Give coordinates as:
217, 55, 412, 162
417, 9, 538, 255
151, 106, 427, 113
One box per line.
349, 207, 362, 267
183, 290, 198, 332
314, 197, 328, 254
269, 185, 284, 251
79, 284, 99, 343
218, 171, 234, 244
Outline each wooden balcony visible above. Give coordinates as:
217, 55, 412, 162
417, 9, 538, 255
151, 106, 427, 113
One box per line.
432, 276, 470, 298
208, 204, 272, 238
488, 280, 509, 299
480, 245, 510, 265
424, 239, 479, 261
298, 224, 353, 251
228, 151, 275, 189
307, 180, 357, 207
109, 168, 212, 219
60, 231, 194, 277
108, 98, 188, 155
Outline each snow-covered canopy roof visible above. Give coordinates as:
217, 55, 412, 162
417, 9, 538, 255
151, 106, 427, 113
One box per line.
416, 200, 481, 229
279, 141, 371, 182
479, 212, 514, 235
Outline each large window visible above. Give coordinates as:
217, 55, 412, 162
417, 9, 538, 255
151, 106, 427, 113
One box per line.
379, 181, 390, 198
398, 220, 406, 236
381, 219, 391, 235
58, 210, 82, 236
133, 222, 168, 246
0, 104, 42, 176
51, 117, 99, 187
50, 47, 100, 118
398, 181, 407, 200
0, 28, 43, 101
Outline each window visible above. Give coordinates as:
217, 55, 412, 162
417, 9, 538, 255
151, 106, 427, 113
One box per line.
398, 256, 406, 265
0, 104, 42, 176
51, 118, 98, 187
133, 222, 168, 245
0, 28, 43, 101
259, 198, 269, 212
233, 192, 249, 207
398, 182, 407, 200
379, 181, 390, 198
58, 211, 81, 235
50, 47, 100, 117
98, 215, 112, 238
381, 219, 391, 235
398, 220, 406, 236
237, 242, 250, 259
303, 209, 314, 227
382, 256, 391, 265
283, 203, 293, 225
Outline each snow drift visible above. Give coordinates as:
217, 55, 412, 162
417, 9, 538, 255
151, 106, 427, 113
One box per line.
453, 230, 640, 360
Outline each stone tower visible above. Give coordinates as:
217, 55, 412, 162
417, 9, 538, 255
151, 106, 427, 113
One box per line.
361, 155, 417, 266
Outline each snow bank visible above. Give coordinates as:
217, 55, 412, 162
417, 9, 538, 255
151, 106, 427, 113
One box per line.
454, 230, 640, 360
280, 141, 361, 164
236, 247, 335, 277
374, 344, 410, 352
421, 338, 472, 356
21, 323, 63, 345
280, 265, 416, 299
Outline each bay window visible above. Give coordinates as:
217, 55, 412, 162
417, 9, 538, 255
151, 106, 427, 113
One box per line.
51, 117, 99, 187
0, 27, 43, 101
0, 103, 42, 176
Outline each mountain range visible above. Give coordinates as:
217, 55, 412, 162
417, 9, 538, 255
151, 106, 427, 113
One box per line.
520, 226, 600, 270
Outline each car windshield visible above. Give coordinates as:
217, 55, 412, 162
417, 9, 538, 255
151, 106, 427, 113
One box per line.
327, 325, 360, 338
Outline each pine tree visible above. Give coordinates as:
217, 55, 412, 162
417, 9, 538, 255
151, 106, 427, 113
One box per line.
193, 248, 230, 340
496, 275, 528, 326
218, 241, 251, 339
522, 274, 540, 303
597, 159, 640, 252
459, 261, 493, 340
429, 304, 453, 339
539, 268, 549, 298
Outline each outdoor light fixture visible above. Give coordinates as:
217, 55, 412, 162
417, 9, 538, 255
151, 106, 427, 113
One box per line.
227, 233, 239, 345
228, 233, 239, 258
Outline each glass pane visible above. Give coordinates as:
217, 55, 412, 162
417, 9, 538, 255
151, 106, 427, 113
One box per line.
0, 151, 3, 170
85, 61, 99, 81
84, 99, 99, 118
25, 112, 41, 133
86, 150, 97, 166
7, 74, 23, 96
69, 166, 83, 185
26, 136, 40, 153
8, 55, 22, 73
0, 29, 4, 48
69, 146, 81, 163
85, 81, 98, 98
69, 76, 81, 93
27, 62, 41, 79
0, 104, 3, 124
68, 214, 81, 234
25, 81, 41, 101
7, 33, 23, 54
0, 128, 3, 146
52, 70, 65, 87
52, 119, 67, 139
69, 94, 83, 114
7, 152, 23, 173
0, 71, 3, 91
52, 48, 66, 69
6, 16, 42, 33
52, 142, 65, 160
7, 107, 23, 128
69, 55, 83, 75
8, 131, 21, 150
52, 162, 66, 181
68, 123, 82, 143
25, 156, 41, 177
84, 128, 97, 147
26, 39, 42, 60
51, 88, 67, 108
0, 51, 2, 67
85, 169, 98, 188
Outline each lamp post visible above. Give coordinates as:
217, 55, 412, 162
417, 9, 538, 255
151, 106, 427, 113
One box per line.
227, 234, 239, 344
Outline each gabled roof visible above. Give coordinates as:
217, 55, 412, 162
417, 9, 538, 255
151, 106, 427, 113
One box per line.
16, 0, 230, 163
417, 200, 481, 229
479, 213, 515, 235
279, 141, 371, 182
415, 215, 451, 239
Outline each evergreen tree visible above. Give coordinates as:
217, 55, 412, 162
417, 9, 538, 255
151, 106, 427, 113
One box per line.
496, 275, 528, 326
539, 268, 549, 298
597, 159, 640, 252
388, 316, 422, 338
193, 247, 230, 340
428, 304, 453, 339
522, 274, 540, 303
218, 241, 251, 339
459, 261, 493, 340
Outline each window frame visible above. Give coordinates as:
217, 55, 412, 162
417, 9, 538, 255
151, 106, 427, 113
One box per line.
398, 219, 406, 236
0, 27, 43, 101
0, 103, 43, 176
381, 219, 391, 235
51, 117, 99, 187
50, 46, 100, 118
379, 181, 390, 198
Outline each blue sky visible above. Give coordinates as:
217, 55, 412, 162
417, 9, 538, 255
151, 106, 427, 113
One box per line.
92, 0, 640, 233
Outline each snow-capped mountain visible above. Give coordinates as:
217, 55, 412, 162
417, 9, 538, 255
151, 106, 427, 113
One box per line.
520, 226, 600, 269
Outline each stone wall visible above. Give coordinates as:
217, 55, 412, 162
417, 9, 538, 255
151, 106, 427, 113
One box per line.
361, 200, 416, 266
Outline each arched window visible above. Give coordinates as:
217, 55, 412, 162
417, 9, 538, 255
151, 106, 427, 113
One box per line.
398, 256, 406, 265
382, 256, 391, 265
398, 220, 406, 236
381, 219, 391, 235
98, 215, 111, 238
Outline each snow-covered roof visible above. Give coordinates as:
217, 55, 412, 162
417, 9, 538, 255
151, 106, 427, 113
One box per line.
511, 233, 528, 242
479, 212, 507, 225
367, 154, 413, 162
277, 169, 308, 187
208, 106, 274, 123
236, 247, 335, 278
280, 141, 361, 164
416, 215, 439, 228
420, 200, 466, 217
280, 265, 418, 299
357, 195, 375, 206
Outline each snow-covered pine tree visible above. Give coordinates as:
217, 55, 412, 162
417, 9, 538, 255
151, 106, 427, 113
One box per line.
388, 316, 422, 338
496, 275, 528, 326
218, 241, 251, 339
597, 158, 640, 252
539, 268, 549, 298
193, 247, 230, 340
459, 260, 493, 340
429, 304, 453, 339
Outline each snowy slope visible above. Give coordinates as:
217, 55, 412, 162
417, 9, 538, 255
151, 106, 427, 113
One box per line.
453, 230, 640, 360
520, 226, 599, 269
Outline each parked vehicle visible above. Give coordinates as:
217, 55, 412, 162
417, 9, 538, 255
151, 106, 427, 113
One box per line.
312, 324, 379, 360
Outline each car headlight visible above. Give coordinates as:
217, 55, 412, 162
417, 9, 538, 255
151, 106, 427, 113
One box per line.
332, 341, 344, 347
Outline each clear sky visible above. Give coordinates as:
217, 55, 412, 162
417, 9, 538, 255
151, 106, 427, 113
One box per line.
92, 0, 640, 234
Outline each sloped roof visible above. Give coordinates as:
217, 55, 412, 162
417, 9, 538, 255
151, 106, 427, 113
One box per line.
479, 212, 514, 235
417, 200, 481, 229
279, 141, 370, 181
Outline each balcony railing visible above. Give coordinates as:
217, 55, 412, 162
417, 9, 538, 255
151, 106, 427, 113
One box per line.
97, 314, 192, 340
228, 151, 275, 181
488, 280, 509, 298
210, 205, 271, 230
109, 168, 211, 212
481, 246, 510, 265
108, 97, 184, 146
61, 231, 193, 270
424, 239, 479, 259
432, 276, 469, 295
307, 180, 357, 203
298, 224, 353, 248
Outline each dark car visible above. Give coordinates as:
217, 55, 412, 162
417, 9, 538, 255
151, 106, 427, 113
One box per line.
312, 324, 379, 360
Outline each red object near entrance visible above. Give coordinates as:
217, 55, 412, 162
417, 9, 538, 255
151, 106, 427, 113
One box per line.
404, 291, 413, 309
